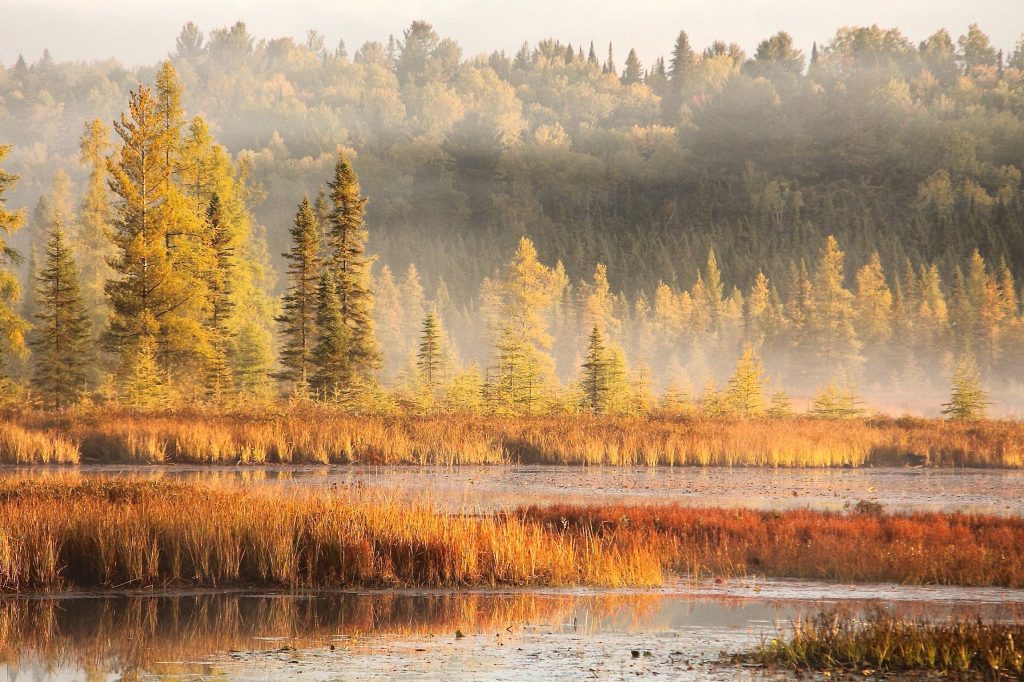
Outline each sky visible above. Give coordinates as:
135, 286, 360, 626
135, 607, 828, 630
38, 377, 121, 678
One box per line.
2, 0, 1022, 69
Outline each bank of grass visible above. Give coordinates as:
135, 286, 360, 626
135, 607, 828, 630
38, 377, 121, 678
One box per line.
4, 408, 1024, 467
1, 480, 1023, 592
738, 609, 1024, 678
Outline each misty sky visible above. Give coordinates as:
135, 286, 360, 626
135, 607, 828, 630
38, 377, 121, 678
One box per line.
2, 0, 1022, 69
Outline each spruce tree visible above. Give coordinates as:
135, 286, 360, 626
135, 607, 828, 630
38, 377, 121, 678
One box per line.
941, 354, 989, 420
417, 311, 444, 397
622, 49, 643, 84
204, 193, 234, 400
580, 325, 610, 412
669, 30, 695, 87
0, 145, 27, 382
30, 219, 93, 408
275, 197, 320, 393
726, 344, 766, 416
311, 271, 350, 399
324, 153, 381, 384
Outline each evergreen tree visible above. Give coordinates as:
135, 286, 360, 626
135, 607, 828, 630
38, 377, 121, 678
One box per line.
121, 331, 168, 409
726, 344, 766, 416
416, 310, 447, 399
324, 152, 381, 383
0, 145, 27, 382
204, 193, 235, 400
604, 43, 616, 76
311, 271, 350, 398
669, 30, 695, 87
767, 390, 793, 418
580, 325, 610, 412
622, 48, 643, 84
30, 219, 92, 408
941, 353, 989, 420
274, 197, 320, 392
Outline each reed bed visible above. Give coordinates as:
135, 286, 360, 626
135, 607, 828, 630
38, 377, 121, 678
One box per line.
739, 609, 1024, 678
520, 503, 1024, 587
3, 408, 1024, 467
1, 480, 1023, 592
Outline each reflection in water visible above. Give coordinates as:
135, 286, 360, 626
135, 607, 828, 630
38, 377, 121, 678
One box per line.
0, 587, 1021, 680
2, 463, 1023, 514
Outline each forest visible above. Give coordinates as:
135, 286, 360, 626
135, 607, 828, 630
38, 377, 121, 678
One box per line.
1, 20, 1023, 417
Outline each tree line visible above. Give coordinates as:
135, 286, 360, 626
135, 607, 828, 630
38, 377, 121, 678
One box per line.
1, 21, 1022, 304
0, 61, 1017, 418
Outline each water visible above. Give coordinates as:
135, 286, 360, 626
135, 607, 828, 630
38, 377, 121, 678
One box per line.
3, 463, 1023, 513
2, 581, 1021, 681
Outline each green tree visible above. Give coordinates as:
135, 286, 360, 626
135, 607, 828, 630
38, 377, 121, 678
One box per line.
580, 325, 611, 412
669, 30, 695, 87
621, 48, 643, 84
275, 197, 320, 393
726, 343, 766, 416
324, 153, 381, 384
416, 310, 446, 398
30, 219, 93, 408
810, 382, 864, 419
204, 193, 234, 400
311, 271, 350, 399
941, 353, 989, 420
958, 24, 997, 70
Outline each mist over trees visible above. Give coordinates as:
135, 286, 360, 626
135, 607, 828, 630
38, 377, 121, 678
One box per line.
0, 21, 1023, 414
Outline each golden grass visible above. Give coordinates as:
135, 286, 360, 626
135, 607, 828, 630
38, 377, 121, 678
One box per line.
739, 609, 1024, 677
0, 480, 1022, 592
4, 408, 1024, 467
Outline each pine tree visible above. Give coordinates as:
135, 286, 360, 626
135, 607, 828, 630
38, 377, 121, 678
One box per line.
726, 344, 766, 416
121, 331, 168, 409
580, 325, 610, 412
30, 219, 92, 408
311, 271, 350, 399
622, 48, 643, 84
941, 353, 989, 420
104, 84, 190, 381
604, 43, 616, 76
0, 144, 27, 382
324, 152, 381, 384
811, 382, 864, 419
669, 30, 695, 87
417, 311, 444, 395
809, 236, 862, 380
77, 119, 115, 337
767, 391, 793, 418
204, 193, 234, 400
275, 197, 320, 393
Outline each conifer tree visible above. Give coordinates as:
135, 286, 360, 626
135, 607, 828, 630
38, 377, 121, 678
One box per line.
726, 344, 766, 416
767, 391, 793, 418
30, 219, 92, 408
810, 382, 864, 419
121, 329, 168, 409
669, 30, 695, 87
416, 310, 451, 401
0, 144, 27, 381
941, 353, 989, 420
275, 198, 320, 393
204, 193, 234, 400
853, 252, 893, 352
324, 153, 381, 383
809, 236, 862, 379
104, 84, 190, 380
622, 49, 643, 84
77, 119, 115, 336
311, 271, 350, 399
580, 325, 610, 412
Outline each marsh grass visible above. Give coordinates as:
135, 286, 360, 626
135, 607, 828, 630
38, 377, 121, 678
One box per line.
740, 609, 1024, 678
0, 480, 1022, 592
4, 409, 1024, 467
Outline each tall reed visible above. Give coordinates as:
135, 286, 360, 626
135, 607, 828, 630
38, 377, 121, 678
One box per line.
5, 409, 1024, 467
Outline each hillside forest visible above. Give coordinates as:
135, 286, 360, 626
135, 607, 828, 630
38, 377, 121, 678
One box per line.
1, 21, 1024, 416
